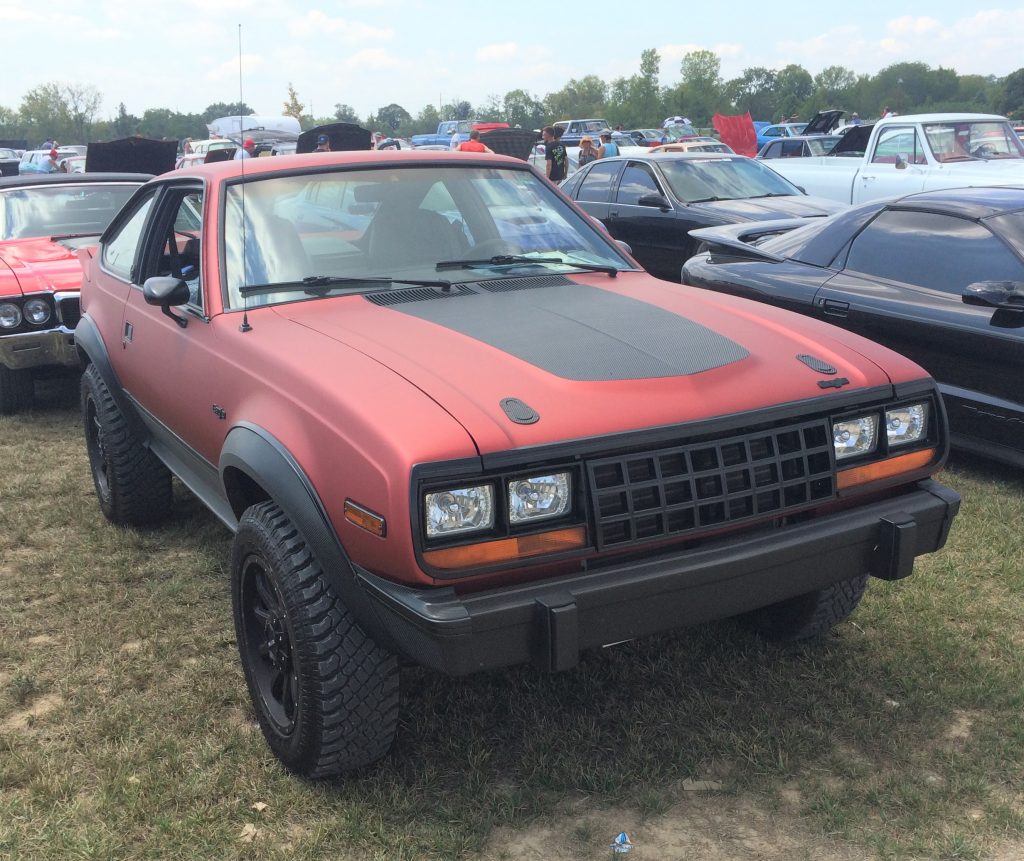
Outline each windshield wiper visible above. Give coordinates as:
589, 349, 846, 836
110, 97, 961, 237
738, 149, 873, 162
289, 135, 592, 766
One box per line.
240, 274, 452, 298
687, 196, 729, 203
50, 231, 102, 241
748, 192, 794, 199
435, 254, 619, 277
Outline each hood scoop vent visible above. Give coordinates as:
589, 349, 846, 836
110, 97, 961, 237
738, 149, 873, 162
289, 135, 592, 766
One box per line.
364, 284, 476, 306
478, 275, 574, 292
797, 354, 838, 375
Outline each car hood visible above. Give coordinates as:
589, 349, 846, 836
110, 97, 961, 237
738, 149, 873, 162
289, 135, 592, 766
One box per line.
273, 273, 902, 454
690, 194, 844, 221
802, 109, 845, 136
0, 237, 84, 297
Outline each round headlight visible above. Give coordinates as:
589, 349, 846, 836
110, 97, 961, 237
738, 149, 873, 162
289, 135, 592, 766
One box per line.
0, 302, 22, 329
23, 298, 51, 326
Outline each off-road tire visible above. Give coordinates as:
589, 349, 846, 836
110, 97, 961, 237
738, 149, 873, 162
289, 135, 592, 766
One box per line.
741, 574, 869, 642
80, 363, 172, 525
231, 501, 400, 778
0, 365, 33, 414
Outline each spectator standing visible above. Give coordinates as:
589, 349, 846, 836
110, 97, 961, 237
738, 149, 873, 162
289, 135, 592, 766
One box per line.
315, 134, 332, 152
457, 130, 493, 153
597, 130, 619, 159
45, 149, 60, 173
234, 138, 256, 159
449, 128, 460, 150
849, 113, 862, 126
578, 135, 598, 166
182, 137, 194, 154
542, 126, 568, 183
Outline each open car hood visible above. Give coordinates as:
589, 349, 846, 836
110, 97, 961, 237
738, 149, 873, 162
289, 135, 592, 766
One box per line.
479, 128, 541, 161
85, 137, 177, 175
297, 122, 372, 153
802, 110, 845, 136
832, 123, 874, 155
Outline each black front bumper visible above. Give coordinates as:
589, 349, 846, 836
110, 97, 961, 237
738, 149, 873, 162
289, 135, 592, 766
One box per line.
354, 479, 960, 676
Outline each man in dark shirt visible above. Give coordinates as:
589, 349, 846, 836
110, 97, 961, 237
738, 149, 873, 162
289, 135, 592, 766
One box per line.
542, 126, 567, 183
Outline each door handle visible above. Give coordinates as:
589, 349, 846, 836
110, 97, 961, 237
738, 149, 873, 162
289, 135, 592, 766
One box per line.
123, 321, 133, 343
820, 298, 849, 318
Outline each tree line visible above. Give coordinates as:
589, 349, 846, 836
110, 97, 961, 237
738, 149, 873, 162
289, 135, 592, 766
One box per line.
3, 52, 1024, 147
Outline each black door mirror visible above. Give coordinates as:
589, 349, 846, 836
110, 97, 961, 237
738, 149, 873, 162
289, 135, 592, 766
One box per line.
962, 280, 1024, 310
143, 276, 191, 328
637, 193, 671, 211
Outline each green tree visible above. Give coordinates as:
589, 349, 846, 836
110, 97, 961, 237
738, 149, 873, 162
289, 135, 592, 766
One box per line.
607, 48, 663, 127
333, 103, 360, 123
283, 84, 304, 120
724, 67, 778, 121
410, 104, 441, 136
113, 102, 140, 137
371, 103, 412, 132
20, 81, 101, 143
201, 102, 253, 124
544, 76, 608, 122
997, 68, 1024, 118
502, 89, 545, 129
667, 50, 722, 125
774, 64, 813, 120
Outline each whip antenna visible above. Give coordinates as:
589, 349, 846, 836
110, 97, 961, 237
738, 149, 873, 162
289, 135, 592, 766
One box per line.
237, 22, 252, 332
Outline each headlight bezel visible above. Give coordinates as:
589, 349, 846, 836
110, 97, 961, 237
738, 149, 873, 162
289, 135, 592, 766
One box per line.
0, 301, 23, 329
830, 398, 936, 466
22, 297, 52, 326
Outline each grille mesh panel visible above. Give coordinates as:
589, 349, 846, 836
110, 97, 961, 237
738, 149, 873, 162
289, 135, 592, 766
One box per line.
58, 296, 81, 328
478, 275, 574, 292
587, 419, 835, 549
364, 285, 475, 306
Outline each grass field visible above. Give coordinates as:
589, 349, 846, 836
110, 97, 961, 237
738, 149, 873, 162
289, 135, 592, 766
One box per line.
1, 376, 1022, 860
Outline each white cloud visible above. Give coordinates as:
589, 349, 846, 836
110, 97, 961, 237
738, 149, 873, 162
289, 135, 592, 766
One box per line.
343, 48, 403, 71
886, 15, 941, 36
207, 53, 265, 82
289, 10, 392, 40
476, 42, 518, 62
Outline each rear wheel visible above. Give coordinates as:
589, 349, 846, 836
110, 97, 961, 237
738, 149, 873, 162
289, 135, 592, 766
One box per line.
740, 574, 869, 641
231, 501, 400, 778
0, 365, 33, 414
81, 363, 172, 525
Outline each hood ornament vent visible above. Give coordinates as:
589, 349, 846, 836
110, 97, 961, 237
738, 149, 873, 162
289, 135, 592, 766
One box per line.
500, 397, 540, 425
797, 354, 837, 375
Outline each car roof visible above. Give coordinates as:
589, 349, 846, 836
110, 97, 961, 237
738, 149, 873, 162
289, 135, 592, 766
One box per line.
596, 151, 742, 164
893, 185, 1024, 219
0, 173, 153, 188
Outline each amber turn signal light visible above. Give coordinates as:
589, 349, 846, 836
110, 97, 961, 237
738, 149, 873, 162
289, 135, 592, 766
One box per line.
837, 448, 936, 490
423, 526, 587, 569
344, 500, 386, 537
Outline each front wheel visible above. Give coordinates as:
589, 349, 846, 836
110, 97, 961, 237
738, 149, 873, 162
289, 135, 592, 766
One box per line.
231, 501, 400, 778
740, 574, 869, 641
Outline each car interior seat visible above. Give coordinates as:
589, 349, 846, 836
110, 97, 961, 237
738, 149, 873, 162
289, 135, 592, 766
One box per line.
366, 206, 468, 268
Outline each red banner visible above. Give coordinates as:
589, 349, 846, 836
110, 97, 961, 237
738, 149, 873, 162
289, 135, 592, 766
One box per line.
713, 112, 757, 157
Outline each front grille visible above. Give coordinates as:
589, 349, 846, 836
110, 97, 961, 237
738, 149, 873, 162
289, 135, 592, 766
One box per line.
58, 296, 81, 329
587, 419, 835, 549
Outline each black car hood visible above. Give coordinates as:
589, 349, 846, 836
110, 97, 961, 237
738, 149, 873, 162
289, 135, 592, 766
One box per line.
297, 122, 372, 153
85, 137, 177, 175
690, 195, 843, 221
802, 109, 845, 136
479, 128, 540, 161
833, 123, 874, 155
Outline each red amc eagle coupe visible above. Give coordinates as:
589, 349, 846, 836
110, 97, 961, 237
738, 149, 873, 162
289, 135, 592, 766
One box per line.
0, 173, 149, 411
76, 151, 960, 778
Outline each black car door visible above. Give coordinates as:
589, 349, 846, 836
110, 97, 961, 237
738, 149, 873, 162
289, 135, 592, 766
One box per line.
606, 161, 685, 281
813, 208, 1024, 459
570, 160, 622, 224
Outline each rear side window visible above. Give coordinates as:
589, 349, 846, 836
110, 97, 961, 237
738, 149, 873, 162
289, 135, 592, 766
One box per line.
781, 140, 805, 158
102, 193, 156, 282
845, 210, 1024, 294
576, 162, 621, 203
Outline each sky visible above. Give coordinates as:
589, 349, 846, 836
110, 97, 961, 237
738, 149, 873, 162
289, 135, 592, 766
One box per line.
2, 1, 1022, 123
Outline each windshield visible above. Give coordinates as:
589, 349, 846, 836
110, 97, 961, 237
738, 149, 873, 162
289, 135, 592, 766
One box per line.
0, 183, 139, 241
223, 165, 633, 309
658, 157, 801, 203
923, 120, 1024, 162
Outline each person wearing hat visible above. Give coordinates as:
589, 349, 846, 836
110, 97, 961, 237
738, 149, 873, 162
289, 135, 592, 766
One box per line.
233, 138, 256, 159
597, 130, 619, 159
849, 112, 862, 126
578, 135, 598, 166
315, 134, 331, 152
457, 129, 493, 153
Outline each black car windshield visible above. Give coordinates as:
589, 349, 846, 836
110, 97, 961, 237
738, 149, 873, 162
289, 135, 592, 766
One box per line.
923, 120, 1024, 162
658, 157, 801, 204
0, 184, 139, 241
223, 164, 632, 309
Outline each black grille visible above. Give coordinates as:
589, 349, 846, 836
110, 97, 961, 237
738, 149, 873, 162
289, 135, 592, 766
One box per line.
478, 275, 574, 292
58, 296, 81, 329
587, 419, 835, 549
363, 285, 475, 306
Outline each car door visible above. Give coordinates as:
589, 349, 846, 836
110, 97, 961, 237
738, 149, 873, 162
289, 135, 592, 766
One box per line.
606, 160, 682, 280
113, 182, 233, 472
813, 208, 1024, 456
854, 126, 929, 203
570, 159, 623, 224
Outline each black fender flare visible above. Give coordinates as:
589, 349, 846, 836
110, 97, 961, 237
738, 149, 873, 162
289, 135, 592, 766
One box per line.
219, 422, 394, 648
75, 313, 145, 429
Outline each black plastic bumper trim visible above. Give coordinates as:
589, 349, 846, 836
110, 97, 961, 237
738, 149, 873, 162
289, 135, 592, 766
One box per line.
353, 479, 959, 676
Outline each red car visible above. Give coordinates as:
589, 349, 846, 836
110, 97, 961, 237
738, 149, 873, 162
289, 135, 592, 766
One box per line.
77, 151, 959, 778
0, 173, 149, 411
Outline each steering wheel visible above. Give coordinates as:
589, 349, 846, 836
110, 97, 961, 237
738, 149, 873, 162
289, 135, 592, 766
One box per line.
971, 144, 996, 158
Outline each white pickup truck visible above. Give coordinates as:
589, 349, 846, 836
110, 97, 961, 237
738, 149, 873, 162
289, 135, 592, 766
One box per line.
765, 113, 1024, 205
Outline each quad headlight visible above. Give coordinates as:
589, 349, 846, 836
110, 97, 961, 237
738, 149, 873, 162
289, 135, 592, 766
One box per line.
885, 403, 928, 448
508, 472, 571, 523
0, 302, 22, 329
23, 298, 51, 326
425, 485, 494, 537
833, 415, 878, 460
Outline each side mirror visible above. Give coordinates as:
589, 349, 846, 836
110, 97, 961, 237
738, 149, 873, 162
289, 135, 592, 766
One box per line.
895, 154, 908, 170
637, 192, 671, 211
615, 239, 633, 256
962, 280, 1024, 310
143, 276, 191, 328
